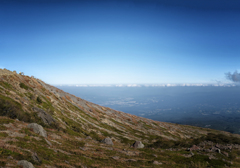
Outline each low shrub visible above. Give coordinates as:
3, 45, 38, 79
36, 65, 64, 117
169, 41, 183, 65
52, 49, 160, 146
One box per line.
20, 83, 33, 91
37, 96, 42, 104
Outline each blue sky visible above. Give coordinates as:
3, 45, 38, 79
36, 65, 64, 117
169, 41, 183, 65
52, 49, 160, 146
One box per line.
1, 0, 240, 84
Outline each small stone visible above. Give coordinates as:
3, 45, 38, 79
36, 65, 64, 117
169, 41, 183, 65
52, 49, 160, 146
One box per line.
132, 141, 144, 148
112, 156, 119, 160
45, 139, 52, 146
153, 161, 162, 165
125, 159, 137, 162
86, 136, 92, 140
79, 147, 86, 151
101, 137, 113, 145
223, 152, 229, 157
32, 152, 41, 163
190, 145, 200, 151
17, 160, 35, 168
7, 156, 13, 160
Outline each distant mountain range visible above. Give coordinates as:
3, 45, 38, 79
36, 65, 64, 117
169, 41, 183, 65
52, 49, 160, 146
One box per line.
0, 68, 240, 167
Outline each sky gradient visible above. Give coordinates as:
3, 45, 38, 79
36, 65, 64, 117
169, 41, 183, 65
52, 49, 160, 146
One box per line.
1, 0, 240, 84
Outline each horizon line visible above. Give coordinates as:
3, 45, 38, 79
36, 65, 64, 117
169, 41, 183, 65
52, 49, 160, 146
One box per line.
53, 83, 238, 87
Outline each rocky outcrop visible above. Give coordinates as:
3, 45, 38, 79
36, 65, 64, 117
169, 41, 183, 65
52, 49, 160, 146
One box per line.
32, 107, 55, 125
101, 137, 113, 145
17, 160, 35, 168
132, 141, 144, 148
27, 123, 47, 138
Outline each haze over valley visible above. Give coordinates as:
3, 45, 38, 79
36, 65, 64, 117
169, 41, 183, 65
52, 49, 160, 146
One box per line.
58, 85, 240, 134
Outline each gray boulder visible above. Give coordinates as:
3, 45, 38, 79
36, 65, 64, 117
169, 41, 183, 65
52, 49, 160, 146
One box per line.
101, 137, 113, 145
27, 123, 47, 138
17, 160, 35, 168
32, 107, 55, 125
132, 141, 144, 148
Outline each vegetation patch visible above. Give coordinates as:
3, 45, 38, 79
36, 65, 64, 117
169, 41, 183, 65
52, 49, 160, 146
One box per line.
0, 81, 12, 90
0, 94, 31, 121
0, 125, 7, 130
148, 133, 240, 149
20, 82, 33, 91
37, 96, 42, 104
0, 132, 8, 137
0, 117, 14, 124
0, 147, 25, 160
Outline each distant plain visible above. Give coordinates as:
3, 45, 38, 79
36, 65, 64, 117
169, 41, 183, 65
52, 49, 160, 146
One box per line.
58, 86, 240, 134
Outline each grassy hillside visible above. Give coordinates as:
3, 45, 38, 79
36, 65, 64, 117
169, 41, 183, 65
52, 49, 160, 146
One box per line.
0, 69, 240, 168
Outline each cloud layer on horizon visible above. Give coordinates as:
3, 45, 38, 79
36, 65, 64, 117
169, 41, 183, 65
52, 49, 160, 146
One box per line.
56, 83, 237, 87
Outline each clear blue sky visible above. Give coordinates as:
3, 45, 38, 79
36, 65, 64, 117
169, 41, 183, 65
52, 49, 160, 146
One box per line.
1, 0, 240, 84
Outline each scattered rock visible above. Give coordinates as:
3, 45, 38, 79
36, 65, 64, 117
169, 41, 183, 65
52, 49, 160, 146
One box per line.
125, 159, 137, 162
32, 152, 41, 163
9, 91, 16, 95
75, 137, 82, 141
7, 156, 13, 160
106, 147, 113, 150
153, 154, 158, 158
17, 160, 35, 168
45, 138, 52, 146
86, 136, 92, 140
79, 147, 86, 151
208, 155, 217, 160
182, 154, 192, 158
112, 156, 119, 160
223, 152, 229, 157
189, 145, 200, 151
27, 123, 47, 138
132, 141, 144, 148
50, 133, 61, 140
32, 107, 55, 125
153, 161, 162, 165
101, 137, 113, 145
45, 166, 57, 168
210, 147, 221, 153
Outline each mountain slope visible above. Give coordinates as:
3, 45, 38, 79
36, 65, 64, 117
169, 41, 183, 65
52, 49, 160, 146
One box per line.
0, 68, 240, 168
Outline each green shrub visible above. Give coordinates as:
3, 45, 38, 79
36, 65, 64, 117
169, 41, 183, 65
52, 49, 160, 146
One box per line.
88, 131, 101, 141
0, 95, 31, 122
0, 81, 12, 90
37, 96, 42, 104
205, 133, 240, 144
0, 132, 8, 137
20, 83, 33, 91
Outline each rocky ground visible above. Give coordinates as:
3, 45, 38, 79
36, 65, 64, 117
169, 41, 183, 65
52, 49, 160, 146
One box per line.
0, 68, 240, 168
